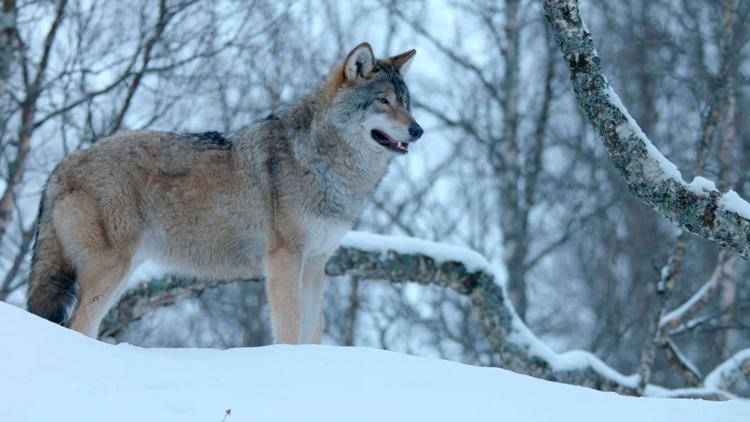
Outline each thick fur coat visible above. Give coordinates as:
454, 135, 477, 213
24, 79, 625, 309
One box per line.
27, 43, 422, 343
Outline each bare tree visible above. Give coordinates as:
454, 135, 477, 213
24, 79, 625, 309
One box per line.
0, 0, 288, 300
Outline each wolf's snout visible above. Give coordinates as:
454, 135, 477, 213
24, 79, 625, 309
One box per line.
408, 123, 424, 141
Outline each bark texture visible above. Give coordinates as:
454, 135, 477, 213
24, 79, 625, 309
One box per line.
543, 0, 750, 259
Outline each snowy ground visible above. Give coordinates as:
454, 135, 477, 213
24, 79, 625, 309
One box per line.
1, 302, 748, 422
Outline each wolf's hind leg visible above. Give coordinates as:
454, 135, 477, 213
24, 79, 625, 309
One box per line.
265, 247, 304, 344
69, 253, 131, 338
53, 191, 136, 338
300, 255, 327, 344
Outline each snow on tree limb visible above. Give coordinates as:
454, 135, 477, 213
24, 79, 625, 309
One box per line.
661, 339, 703, 388
102, 232, 738, 400
543, 0, 750, 259
660, 250, 737, 331
100, 275, 264, 339
705, 348, 750, 391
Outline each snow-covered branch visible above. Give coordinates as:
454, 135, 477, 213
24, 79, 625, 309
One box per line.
705, 348, 750, 391
543, 0, 750, 259
100, 275, 264, 338
103, 232, 739, 400
660, 251, 738, 332
661, 339, 703, 388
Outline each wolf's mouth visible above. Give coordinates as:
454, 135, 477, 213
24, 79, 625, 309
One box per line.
371, 129, 408, 154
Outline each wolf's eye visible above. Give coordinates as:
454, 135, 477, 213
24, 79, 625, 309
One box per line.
377, 97, 389, 104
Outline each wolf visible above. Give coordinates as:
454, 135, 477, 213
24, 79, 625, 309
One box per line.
26, 43, 422, 344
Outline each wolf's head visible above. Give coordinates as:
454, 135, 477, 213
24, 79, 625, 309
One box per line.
326, 43, 423, 155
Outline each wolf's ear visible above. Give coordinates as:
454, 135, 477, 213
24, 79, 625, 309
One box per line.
390, 49, 416, 77
344, 42, 375, 82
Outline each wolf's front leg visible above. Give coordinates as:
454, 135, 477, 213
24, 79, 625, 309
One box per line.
265, 247, 304, 344
300, 255, 328, 344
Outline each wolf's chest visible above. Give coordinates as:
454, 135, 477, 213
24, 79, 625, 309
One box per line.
303, 216, 351, 257
303, 170, 368, 221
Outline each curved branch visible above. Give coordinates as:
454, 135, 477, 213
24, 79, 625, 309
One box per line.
100, 274, 263, 338
328, 235, 643, 394
661, 339, 703, 388
660, 250, 738, 332
102, 232, 736, 400
705, 348, 750, 391
105, 0, 170, 135
543, 0, 750, 259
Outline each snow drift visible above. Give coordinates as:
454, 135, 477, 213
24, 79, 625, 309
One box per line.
1, 302, 747, 422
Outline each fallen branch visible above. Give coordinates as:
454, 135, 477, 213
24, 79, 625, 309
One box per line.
543, 0, 750, 259
100, 274, 263, 338
102, 232, 738, 400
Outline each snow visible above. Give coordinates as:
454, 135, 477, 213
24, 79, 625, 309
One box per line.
342, 231, 639, 389
687, 176, 718, 194
720, 190, 750, 220
705, 348, 750, 390
342, 231, 490, 273
508, 316, 640, 388
660, 278, 714, 328
666, 342, 703, 381
1, 303, 747, 422
645, 386, 739, 399
351, 230, 643, 391
341, 231, 731, 398
605, 86, 750, 222
606, 87, 683, 182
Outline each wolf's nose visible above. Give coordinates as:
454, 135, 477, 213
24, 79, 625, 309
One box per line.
409, 123, 424, 140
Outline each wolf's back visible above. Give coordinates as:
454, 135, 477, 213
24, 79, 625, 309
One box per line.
27, 189, 78, 325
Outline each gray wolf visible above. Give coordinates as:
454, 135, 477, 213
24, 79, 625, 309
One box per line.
26, 43, 422, 343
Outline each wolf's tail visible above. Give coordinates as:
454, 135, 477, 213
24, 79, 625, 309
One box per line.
27, 190, 78, 326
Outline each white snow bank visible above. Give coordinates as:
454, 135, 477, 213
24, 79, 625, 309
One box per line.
1, 302, 748, 422
342, 231, 490, 272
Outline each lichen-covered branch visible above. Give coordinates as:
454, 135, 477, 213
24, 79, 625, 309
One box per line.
100, 275, 263, 338
543, 0, 750, 259
103, 235, 737, 400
